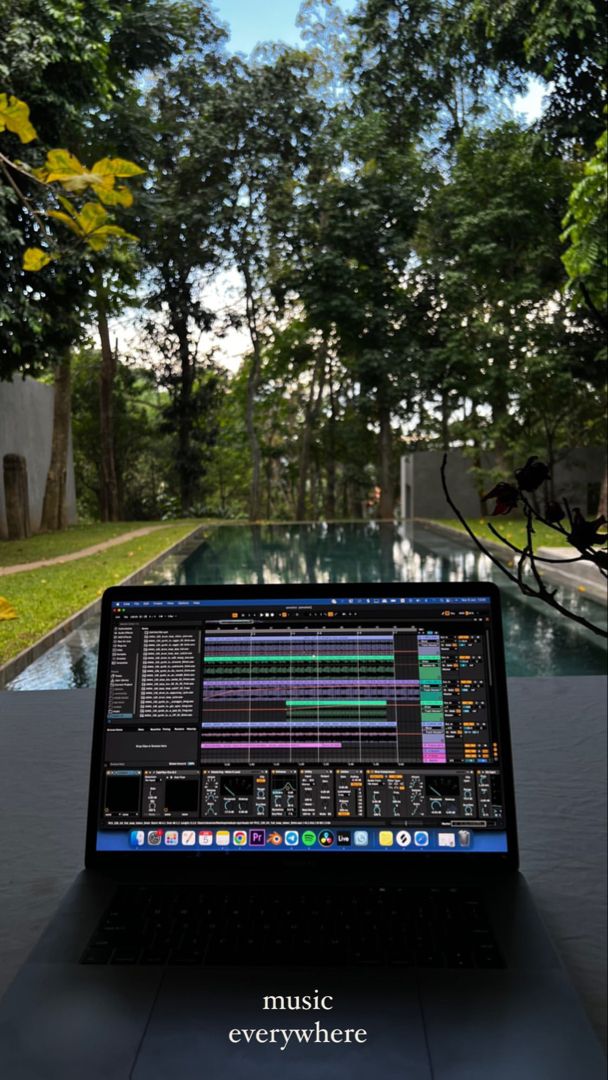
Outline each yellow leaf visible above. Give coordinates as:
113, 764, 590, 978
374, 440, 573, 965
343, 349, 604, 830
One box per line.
96, 184, 134, 208
0, 94, 36, 143
23, 247, 55, 271
36, 148, 83, 183
77, 201, 110, 233
35, 151, 143, 206
47, 209, 82, 235
86, 224, 138, 251
0, 596, 17, 620
60, 171, 103, 193
56, 194, 78, 216
92, 156, 145, 178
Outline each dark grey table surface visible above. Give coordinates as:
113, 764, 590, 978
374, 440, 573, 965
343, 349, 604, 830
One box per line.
0, 679, 606, 1046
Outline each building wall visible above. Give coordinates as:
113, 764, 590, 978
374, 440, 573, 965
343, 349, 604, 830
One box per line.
0, 377, 76, 538
408, 448, 606, 520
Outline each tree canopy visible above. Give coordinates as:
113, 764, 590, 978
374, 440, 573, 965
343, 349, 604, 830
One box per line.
1, 0, 605, 524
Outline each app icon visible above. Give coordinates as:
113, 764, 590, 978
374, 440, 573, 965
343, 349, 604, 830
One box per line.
354, 830, 369, 847
268, 831, 283, 846
129, 829, 145, 848
248, 829, 266, 847
147, 829, 164, 846
457, 830, 471, 848
319, 829, 335, 847
285, 830, 299, 846
216, 830, 230, 847
379, 830, 394, 847
438, 832, 456, 848
165, 830, 179, 846
337, 831, 351, 846
302, 830, 316, 846
181, 830, 196, 847
414, 831, 429, 847
233, 830, 247, 847
396, 830, 412, 848
198, 830, 213, 846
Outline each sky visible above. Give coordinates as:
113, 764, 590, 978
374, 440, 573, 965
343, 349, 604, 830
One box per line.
211, 0, 356, 54
212, 0, 544, 121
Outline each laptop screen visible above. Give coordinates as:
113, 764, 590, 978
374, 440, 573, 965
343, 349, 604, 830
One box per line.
94, 591, 509, 855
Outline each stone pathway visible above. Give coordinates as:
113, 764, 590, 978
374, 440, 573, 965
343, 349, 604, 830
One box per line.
0, 525, 166, 578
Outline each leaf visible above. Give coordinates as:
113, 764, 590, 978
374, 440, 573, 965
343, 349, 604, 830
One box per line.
0, 596, 17, 620
56, 194, 80, 219
23, 247, 55, 271
34, 148, 84, 183
0, 94, 37, 143
47, 209, 81, 235
92, 157, 145, 178
85, 224, 139, 251
78, 201, 110, 233
95, 184, 134, 208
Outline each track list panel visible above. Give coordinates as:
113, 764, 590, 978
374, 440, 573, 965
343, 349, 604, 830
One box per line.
106, 623, 201, 723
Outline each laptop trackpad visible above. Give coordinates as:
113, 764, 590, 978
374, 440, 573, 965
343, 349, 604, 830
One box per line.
133, 967, 432, 1079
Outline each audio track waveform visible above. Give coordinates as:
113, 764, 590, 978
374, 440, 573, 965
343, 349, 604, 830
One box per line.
200, 631, 417, 764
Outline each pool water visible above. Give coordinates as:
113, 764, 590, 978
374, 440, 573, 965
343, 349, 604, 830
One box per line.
7, 522, 606, 689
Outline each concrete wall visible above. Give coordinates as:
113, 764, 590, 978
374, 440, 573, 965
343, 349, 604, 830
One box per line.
409, 448, 606, 519
0, 378, 76, 538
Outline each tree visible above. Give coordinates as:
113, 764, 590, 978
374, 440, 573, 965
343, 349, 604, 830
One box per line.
223, 46, 323, 519
0, 2, 201, 527
71, 349, 172, 520
561, 126, 608, 329
134, 13, 238, 515
0, 96, 144, 528
462, 0, 606, 151
348, 0, 502, 148
413, 122, 602, 474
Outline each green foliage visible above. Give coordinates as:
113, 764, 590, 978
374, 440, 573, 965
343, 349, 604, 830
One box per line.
71, 349, 174, 520
0, 0, 605, 526
465, 0, 606, 149
412, 120, 605, 474
561, 127, 608, 320
0, 0, 197, 379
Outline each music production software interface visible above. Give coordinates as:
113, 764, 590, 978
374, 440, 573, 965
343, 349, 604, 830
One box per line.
96, 595, 508, 853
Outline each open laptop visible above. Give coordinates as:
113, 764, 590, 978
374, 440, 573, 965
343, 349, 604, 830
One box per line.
0, 581, 604, 1079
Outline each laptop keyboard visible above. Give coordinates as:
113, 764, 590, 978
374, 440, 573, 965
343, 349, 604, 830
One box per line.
80, 886, 504, 967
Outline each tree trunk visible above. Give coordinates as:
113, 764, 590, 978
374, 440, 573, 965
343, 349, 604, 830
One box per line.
40, 353, 72, 531
246, 353, 262, 521
166, 290, 195, 516
3, 455, 31, 539
440, 386, 450, 451
598, 465, 608, 518
96, 284, 120, 522
242, 261, 262, 521
296, 339, 328, 520
341, 472, 348, 518
325, 359, 337, 519
490, 373, 510, 474
178, 327, 194, 516
378, 394, 393, 520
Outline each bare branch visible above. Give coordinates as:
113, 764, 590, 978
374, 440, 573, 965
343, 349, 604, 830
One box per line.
441, 454, 607, 640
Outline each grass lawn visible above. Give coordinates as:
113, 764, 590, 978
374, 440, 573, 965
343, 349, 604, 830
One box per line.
0, 521, 199, 665
431, 518, 572, 549
0, 520, 173, 568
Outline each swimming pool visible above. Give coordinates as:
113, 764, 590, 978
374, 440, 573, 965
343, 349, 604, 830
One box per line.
7, 522, 606, 688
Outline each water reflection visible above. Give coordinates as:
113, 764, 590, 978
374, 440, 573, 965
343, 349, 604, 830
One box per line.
7, 522, 606, 688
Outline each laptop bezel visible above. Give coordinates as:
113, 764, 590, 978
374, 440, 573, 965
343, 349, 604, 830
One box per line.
85, 581, 519, 876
